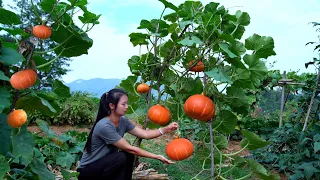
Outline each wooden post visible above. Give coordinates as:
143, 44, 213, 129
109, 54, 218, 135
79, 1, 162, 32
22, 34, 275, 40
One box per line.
279, 71, 286, 127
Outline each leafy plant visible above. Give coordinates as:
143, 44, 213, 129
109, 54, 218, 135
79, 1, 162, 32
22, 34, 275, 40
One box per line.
119, 0, 280, 179
0, 0, 99, 178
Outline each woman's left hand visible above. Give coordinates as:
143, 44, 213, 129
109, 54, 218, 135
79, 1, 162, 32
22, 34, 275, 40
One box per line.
165, 122, 179, 133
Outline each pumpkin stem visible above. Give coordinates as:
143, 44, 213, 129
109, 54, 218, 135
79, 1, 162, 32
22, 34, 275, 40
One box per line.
36, 49, 64, 69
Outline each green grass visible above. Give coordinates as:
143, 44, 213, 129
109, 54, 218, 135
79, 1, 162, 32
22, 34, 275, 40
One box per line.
125, 134, 253, 180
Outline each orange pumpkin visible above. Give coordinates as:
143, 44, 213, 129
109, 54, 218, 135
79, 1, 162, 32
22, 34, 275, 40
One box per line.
166, 138, 194, 161
184, 94, 215, 122
10, 69, 37, 90
7, 109, 27, 128
137, 83, 150, 94
188, 60, 204, 72
32, 25, 52, 39
147, 104, 171, 125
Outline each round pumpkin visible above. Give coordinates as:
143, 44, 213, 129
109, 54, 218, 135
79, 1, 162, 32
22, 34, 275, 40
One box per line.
188, 60, 204, 72
32, 25, 52, 39
184, 94, 215, 122
7, 109, 27, 128
137, 83, 150, 94
166, 138, 194, 161
147, 104, 171, 125
10, 69, 37, 90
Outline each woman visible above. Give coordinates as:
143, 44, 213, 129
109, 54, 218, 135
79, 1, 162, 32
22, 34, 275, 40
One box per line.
77, 88, 179, 180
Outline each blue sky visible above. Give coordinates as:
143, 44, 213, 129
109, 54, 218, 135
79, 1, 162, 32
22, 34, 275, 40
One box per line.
2, 0, 320, 83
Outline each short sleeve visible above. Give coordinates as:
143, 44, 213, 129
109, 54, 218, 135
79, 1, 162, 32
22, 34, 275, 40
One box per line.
122, 117, 136, 132
99, 125, 122, 144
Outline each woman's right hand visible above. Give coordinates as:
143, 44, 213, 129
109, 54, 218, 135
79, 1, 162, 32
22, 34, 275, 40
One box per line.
157, 155, 175, 164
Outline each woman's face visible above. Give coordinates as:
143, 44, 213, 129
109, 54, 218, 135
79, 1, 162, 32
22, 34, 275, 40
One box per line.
114, 95, 128, 116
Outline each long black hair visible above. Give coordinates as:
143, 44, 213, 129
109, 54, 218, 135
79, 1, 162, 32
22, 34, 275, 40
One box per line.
84, 88, 128, 153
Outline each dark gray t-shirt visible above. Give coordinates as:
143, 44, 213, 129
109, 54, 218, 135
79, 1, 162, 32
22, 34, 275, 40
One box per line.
78, 116, 136, 169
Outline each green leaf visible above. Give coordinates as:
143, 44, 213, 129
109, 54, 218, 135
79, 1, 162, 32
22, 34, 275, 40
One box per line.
12, 126, 34, 163
56, 151, 75, 168
240, 130, 271, 150
178, 36, 203, 46
205, 67, 233, 84
0, 155, 10, 179
245, 34, 276, 58
0, 47, 25, 65
0, 27, 28, 36
158, 0, 179, 11
40, 0, 57, 13
243, 54, 268, 86
30, 157, 56, 180
51, 24, 93, 57
138, 19, 169, 37
219, 43, 237, 58
314, 142, 320, 153
0, 87, 11, 113
62, 169, 79, 180
0, 8, 22, 25
0, 114, 12, 156
35, 119, 58, 138
15, 92, 57, 116
226, 86, 249, 107
213, 110, 238, 134
129, 33, 150, 47
204, 2, 220, 14
235, 10, 250, 26
52, 80, 71, 98
0, 70, 9, 81
298, 163, 319, 179
214, 136, 228, 150
247, 159, 280, 180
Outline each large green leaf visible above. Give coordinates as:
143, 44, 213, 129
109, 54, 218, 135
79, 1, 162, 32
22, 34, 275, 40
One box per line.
0, 87, 11, 113
51, 24, 93, 57
52, 80, 71, 98
219, 43, 237, 58
15, 92, 57, 116
40, 0, 57, 13
179, 36, 204, 46
205, 67, 233, 84
0, 27, 28, 36
213, 110, 238, 134
247, 159, 280, 180
0, 47, 25, 65
0, 70, 9, 81
214, 135, 228, 150
298, 163, 319, 179
56, 151, 75, 169
0, 114, 12, 156
240, 130, 271, 150
30, 157, 56, 180
235, 10, 250, 26
245, 34, 276, 59
129, 33, 150, 47
0, 155, 10, 179
158, 0, 179, 11
243, 54, 268, 86
12, 126, 34, 163
0, 8, 21, 25
226, 86, 249, 107
138, 19, 170, 37
35, 119, 58, 139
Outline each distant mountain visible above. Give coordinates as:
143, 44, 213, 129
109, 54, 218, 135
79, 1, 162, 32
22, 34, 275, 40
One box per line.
65, 78, 123, 97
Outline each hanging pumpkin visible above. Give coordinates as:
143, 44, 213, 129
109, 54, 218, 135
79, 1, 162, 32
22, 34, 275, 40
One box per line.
137, 83, 150, 94
166, 138, 194, 161
7, 109, 27, 128
10, 69, 37, 90
32, 25, 52, 39
147, 104, 171, 125
184, 94, 215, 122
188, 60, 204, 72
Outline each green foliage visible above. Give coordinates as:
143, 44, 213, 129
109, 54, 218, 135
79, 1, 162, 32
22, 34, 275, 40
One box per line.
0, 0, 98, 178
251, 123, 320, 180
54, 91, 99, 125
120, 0, 279, 179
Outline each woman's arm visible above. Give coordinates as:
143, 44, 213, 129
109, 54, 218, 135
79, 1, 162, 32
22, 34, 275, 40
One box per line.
113, 138, 174, 164
129, 122, 179, 139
